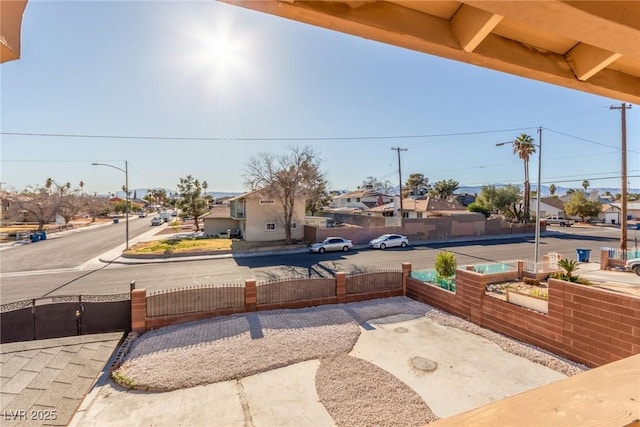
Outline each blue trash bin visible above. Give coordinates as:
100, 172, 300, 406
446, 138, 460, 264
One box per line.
38, 231, 47, 240
113, 218, 119, 224
636, 223, 640, 230
30, 233, 40, 243
576, 248, 591, 262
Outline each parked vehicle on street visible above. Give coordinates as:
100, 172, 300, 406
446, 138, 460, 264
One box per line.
151, 217, 163, 226
545, 215, 573, 227
159, 211, 171, 222
369, 234, 409, 249
625, 258, 640, 276
309, 237, 353, 253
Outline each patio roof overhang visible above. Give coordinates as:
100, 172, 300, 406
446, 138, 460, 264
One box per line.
221, 0, 640, 104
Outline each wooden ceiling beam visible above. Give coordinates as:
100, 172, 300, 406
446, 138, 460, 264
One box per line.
566, 43, 622, 81
464, 0, 640, 59
221, 0, 640, 103
451, 4, 503, 53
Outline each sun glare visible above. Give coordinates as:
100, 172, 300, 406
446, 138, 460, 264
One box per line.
173, 6, 259, 94
205, 32, 238, 67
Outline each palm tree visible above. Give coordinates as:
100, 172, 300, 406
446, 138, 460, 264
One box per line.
79, 181, 85, 196
582, 180, 589, 192
45, 177, 53, 195
512, 133, 536, 221
549, 184, 556, 196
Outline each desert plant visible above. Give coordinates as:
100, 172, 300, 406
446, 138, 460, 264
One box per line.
435, 251, 457, 279
111, 370, 135, 389
557, 259, 578, 279
530, 287, 548, 299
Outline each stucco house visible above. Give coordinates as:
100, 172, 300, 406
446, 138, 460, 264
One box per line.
599, 204, 622, 225
368, 196, 469, 219
203, 188, 306, 242
531, 197, 566, 218
329, 190, 393, 211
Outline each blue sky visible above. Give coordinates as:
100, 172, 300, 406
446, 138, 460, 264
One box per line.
1, 1, 639, 196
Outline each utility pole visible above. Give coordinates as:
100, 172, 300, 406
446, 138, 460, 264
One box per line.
610, 103, 631, 251
391, 147, 407, 227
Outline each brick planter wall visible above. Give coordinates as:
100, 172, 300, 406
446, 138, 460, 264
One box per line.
407, 265, 640, 368
135, 262, 639, 368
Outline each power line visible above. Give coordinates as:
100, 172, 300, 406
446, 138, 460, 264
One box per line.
0, 127, 536, 142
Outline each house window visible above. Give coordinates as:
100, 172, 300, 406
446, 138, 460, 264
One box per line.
356, 198, 361, 202
403, 212, 409, 218
347, 198, 351, 202
417, 212, 423, 218
291, 222, 297, 229
266, 223, 276, 231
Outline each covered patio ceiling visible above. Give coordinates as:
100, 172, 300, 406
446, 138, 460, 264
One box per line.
222, 0, 640, 104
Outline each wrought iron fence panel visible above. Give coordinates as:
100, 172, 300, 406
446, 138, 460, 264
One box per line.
345, 271, 402, 294
147, 284, 244, 318
257, 277, 335, 304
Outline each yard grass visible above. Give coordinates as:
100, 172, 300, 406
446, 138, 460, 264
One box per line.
125, 238, 233, 255
124, 238, 294, 255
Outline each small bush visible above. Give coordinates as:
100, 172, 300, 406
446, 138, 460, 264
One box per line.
523, 277, 541, 286
435, 251, 457, 279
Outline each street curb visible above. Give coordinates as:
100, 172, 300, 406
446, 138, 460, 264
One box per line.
100, 232, 552, 265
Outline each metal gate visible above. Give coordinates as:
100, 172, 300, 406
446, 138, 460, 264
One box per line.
1, 293, 131, 344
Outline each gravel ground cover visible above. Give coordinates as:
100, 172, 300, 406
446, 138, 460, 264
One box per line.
114, 296, 588, 425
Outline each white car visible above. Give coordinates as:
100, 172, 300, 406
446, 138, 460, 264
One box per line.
625, 258, 640, 276
150, 217, 163, 226
369, 234, 409, 249
309, 237, 353, 253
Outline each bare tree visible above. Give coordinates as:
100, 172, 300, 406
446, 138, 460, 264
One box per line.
244, 145, 326, 244
12, 186, 58, 231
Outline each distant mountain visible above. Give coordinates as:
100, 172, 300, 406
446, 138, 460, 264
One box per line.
114, 189, 242, 200
457, 184, 640, 196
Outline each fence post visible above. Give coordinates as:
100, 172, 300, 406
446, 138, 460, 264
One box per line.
245, 279, 257, 311
600, 249, 609, 270
131, 288, 147, 334
401, 262, 411, 296
335, 272, 346, 303
517, 260, 524, 278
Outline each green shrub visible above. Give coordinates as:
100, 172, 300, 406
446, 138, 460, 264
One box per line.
435, 251, 457, 279
557, 259, 578, 278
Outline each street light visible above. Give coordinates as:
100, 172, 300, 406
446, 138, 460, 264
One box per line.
496, 128, 542, 266
92, 161, 129, 250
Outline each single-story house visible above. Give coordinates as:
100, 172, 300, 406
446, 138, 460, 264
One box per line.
200, 205, 239, 238
611, 202, 640, 220
600, 204, 621, 225
368, 196, 469, 219
329, 190, 394, 211
531, 197, 566, 218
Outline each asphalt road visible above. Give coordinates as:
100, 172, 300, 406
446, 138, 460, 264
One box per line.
0, 216, 153, 273
1, 223, 633, 305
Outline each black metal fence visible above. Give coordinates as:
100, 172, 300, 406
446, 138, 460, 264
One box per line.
147, 284, 244, 318
257, 277, 336, 304
1, 293, 131, 344
346, 271, 402, 294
